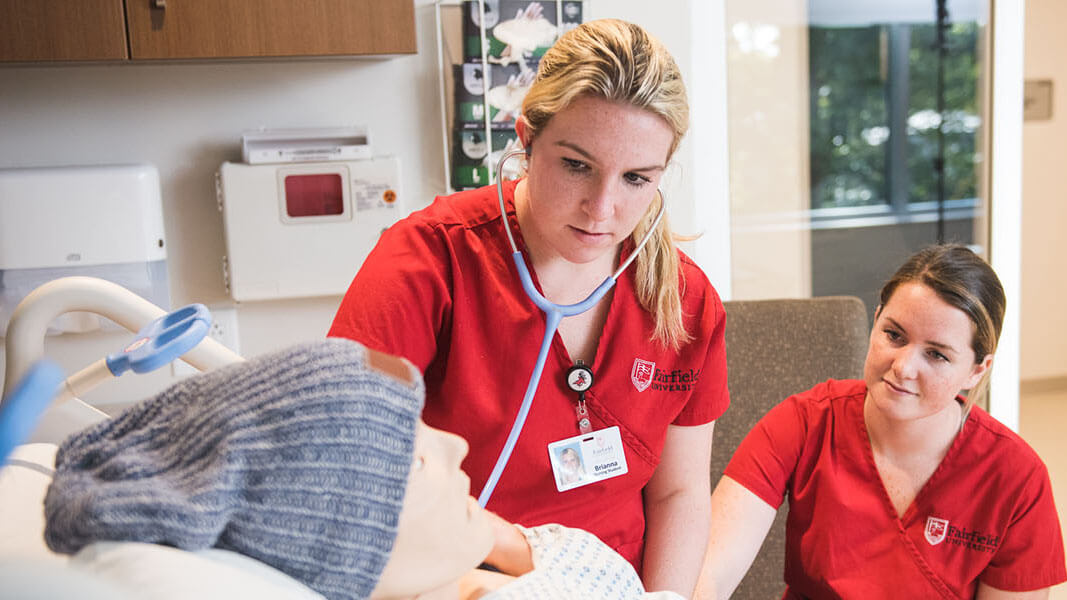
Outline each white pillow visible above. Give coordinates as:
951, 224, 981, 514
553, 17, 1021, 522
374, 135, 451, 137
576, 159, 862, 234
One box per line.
0, 443, 65, 564
0, 558, 134, 599
71, 542, 326, 600
0, 443, 324, 600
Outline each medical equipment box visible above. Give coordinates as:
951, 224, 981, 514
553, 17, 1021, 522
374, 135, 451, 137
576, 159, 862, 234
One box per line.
0, 164, 169, 336
217, 158, 404, 302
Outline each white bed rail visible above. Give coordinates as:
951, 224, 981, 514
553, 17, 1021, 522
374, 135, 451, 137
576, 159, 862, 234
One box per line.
2, 277, 244, 441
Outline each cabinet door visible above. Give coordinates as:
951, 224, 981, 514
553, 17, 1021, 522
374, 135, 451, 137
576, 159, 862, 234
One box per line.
125, 0, 416, 59
0, 0, 127, 62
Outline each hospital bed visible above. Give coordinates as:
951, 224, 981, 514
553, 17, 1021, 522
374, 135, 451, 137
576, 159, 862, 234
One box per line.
0, 277, 327, 599
1, 278, 871, 600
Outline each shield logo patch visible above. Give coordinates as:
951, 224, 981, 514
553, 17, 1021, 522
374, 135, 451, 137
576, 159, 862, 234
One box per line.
631, 358, 656, 392
925, 516, 949, 545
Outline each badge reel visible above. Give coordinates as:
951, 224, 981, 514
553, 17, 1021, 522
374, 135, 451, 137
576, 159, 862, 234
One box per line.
566, 360, 594, 434
547, 360, 629, 492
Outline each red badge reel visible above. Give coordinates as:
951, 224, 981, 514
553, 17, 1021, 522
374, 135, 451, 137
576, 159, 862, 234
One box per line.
566, 360, 594, 434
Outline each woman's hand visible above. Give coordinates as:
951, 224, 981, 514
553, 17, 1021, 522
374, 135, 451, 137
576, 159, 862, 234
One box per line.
480, 510, 534, 576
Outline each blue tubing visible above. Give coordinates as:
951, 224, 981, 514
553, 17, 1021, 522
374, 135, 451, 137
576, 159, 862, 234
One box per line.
476, 252, 617, 508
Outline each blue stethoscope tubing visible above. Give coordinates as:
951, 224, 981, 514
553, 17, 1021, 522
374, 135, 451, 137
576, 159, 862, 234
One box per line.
477, 148, 667, 507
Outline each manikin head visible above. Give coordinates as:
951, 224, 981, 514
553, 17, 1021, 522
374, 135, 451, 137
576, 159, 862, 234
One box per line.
370, 421, 494, 599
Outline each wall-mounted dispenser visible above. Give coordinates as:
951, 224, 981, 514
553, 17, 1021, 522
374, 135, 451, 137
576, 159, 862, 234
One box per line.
216, 157, 404, 302
0, 164, 169, 336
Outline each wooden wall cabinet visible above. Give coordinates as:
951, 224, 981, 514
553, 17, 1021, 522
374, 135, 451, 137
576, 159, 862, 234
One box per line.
0, 1, 128, 62
0, 0, 416, 63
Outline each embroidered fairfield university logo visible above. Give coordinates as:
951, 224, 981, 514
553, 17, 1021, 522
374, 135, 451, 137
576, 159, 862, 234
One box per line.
630, 359, 703, 392
924, 516, 1001, 553
631, 359, 655, 392
925, 516, 948, 545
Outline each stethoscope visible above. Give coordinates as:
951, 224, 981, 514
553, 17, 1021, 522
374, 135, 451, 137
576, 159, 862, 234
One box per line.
477, 148, 667, 507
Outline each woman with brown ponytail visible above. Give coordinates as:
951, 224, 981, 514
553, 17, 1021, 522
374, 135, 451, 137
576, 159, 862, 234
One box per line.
699, 244, 1066, 599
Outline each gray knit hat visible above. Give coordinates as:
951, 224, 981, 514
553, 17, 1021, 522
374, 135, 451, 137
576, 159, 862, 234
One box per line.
44, 338, 424, 600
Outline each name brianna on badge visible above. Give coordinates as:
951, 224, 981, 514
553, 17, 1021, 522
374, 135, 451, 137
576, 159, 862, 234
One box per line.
593, 460, 622, 475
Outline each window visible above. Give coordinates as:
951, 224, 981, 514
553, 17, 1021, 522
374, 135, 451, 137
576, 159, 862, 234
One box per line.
725, 0, 988, 318
808, 6, 983, 228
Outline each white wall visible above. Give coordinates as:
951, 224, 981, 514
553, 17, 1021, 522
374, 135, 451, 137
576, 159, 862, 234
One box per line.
0, 2, 444, 407
723, 0, 811, 300
586, 0, 732, 295
0, 1, 712, 408
1020, 0, 1067, 383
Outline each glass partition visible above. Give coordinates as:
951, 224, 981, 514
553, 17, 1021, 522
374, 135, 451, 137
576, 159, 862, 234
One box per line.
726, 0, 989, 322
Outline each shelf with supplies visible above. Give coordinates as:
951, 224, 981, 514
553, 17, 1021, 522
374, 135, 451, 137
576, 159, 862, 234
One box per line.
434, 0, 587, 193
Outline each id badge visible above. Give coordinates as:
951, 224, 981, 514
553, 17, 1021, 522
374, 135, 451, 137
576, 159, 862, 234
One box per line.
547, 426, 628, 492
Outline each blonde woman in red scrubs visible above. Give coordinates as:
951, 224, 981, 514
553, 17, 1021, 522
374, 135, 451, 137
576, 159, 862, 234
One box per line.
699, 244, 1066, 599
330, 19, 729, 598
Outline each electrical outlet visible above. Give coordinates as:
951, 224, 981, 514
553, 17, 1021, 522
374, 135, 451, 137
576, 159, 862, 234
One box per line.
172, 305, 240, 378
207, 306, 240, 355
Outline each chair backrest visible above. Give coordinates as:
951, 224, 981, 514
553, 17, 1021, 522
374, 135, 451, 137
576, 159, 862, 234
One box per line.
712, 296, 869, 599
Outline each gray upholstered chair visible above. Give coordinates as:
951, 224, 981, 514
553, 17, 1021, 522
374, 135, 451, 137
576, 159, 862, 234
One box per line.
711, 296, 869, 599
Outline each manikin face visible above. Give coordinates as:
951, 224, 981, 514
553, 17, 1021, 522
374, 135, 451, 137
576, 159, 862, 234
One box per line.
370, 421, 494, 599
864, 282, 992, 423
516, 95, 674, 266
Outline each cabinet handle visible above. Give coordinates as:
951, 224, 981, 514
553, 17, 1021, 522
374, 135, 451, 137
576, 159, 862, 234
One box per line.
152, 0, 166, 8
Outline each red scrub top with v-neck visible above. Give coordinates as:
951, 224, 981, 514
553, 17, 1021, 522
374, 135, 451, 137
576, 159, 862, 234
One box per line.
328, 181, 730, 570
725, 379, 1066, 598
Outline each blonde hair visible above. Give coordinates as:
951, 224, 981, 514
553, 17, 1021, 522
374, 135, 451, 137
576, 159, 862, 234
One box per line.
879, 244, 1005, 407
521, 19, 692, 349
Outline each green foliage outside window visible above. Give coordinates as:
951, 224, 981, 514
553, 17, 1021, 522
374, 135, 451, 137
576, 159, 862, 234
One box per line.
907, 23, 980, 205
809, 22, 980, 210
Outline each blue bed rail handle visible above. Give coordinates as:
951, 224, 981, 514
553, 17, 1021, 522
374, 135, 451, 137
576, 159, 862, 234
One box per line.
105, 303, 211, 376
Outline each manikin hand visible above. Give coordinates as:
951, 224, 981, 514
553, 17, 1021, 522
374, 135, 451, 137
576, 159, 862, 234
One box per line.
481, 510, 534, 576
456, 569, 515, 600
437, 511, 532, 600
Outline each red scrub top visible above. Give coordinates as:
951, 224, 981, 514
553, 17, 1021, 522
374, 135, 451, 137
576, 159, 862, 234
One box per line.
725, 379, 1067, 598
329, 181, 729, 569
